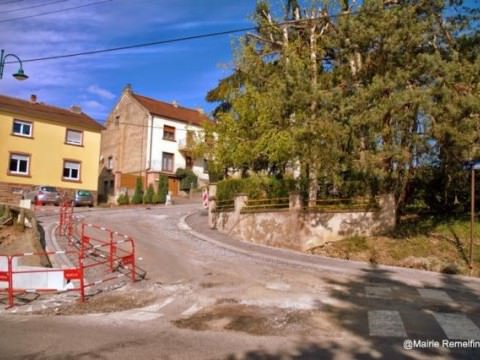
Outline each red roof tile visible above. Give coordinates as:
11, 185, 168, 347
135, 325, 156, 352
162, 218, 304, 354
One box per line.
0, 94, 104, 132
132, 93, 211, 126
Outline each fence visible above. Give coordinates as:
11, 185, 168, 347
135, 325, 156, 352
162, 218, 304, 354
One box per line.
0, 201, 145, 308
208, 187, 396, 251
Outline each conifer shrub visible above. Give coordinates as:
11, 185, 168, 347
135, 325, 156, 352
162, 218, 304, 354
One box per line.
143, 184, 155, 204
153, 175, 169, 204
117, 193, 130, 205
131, 177, 144, 204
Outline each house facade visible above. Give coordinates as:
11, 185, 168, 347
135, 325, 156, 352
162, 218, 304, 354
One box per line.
99, 85, 211, 203
0, 94, 104, 204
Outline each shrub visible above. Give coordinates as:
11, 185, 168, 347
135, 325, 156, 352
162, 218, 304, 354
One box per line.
216, 176, 297, 202
176, 168, 198, 191
117, 193, 130, 205
143, 184, 155, 204
131, 177, 144, 204
154, 175, 169, 204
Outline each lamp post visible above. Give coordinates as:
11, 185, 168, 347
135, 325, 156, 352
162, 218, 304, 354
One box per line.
0, 49, 28, 80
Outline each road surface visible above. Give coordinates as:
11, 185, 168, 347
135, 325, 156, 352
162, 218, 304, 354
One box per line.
1, 204, 479, 359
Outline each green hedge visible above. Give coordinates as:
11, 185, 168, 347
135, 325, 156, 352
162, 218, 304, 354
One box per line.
176, 168, 198, 191
216, 176, 296, 202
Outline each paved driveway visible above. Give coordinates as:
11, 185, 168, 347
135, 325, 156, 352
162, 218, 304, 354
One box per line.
0, 204, 479, 359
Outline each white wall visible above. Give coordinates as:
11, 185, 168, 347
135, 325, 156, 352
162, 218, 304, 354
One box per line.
148, 116, 208, 179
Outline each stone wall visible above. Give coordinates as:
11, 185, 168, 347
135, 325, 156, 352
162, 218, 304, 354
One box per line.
208, 186, 396, 252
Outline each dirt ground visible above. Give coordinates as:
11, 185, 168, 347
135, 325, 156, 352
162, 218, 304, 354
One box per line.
33, 284, 159, 315
0, 224, 48, 267
310, 234, 479, 277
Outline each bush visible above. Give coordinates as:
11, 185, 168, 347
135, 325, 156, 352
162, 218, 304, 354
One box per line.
143, 184, 155, 204
131, 177, 144, 204
154, 175, 169, 204
117, 193, 130, 205
176, 168, 198, 191
216, 176, 297, 202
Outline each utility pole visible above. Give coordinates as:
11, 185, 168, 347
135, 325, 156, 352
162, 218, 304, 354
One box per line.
470, 164, 476, 269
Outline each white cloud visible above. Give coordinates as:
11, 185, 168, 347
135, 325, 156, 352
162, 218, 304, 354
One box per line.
87, 85, 115, 100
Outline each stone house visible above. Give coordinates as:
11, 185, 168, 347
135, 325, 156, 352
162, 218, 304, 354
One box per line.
99, 84, 212, 203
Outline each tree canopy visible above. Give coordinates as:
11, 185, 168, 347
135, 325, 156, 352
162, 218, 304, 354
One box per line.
204, 0, 480, 215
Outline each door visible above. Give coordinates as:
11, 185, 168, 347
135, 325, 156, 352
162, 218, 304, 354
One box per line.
168, 177, 179, 196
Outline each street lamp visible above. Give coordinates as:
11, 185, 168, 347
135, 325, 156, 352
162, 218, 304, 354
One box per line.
0, 49, 28, 81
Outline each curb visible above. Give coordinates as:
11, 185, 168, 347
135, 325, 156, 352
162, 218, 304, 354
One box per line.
179, 212, 480, 293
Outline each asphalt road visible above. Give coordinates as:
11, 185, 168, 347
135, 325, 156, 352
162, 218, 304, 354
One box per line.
1, 204, 480, 359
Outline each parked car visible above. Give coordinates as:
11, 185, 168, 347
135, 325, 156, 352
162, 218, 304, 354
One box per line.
74, 190, 94, 207
25, 186, 61, 205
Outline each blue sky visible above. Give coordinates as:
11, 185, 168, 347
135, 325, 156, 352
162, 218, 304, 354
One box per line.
0, 0, 259, 122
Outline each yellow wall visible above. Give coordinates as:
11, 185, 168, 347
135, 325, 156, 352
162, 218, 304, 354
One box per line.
0, 112, 101, 191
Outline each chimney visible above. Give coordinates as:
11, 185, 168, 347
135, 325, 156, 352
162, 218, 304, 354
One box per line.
70, 105, 82, 114
30, 94, 37, 103
172, 100, 178, 108
123, 83, 132, 94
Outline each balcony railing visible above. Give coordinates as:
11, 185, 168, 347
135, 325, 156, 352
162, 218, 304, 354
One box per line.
178, 138, 194, 152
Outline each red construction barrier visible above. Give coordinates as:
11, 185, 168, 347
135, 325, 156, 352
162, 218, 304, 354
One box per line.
0, 203, 144, 309
58, 200, 74, 242
0, 250, 83, 308
80, 223, 137, 283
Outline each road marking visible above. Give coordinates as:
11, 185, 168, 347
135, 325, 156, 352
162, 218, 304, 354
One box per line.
157, 297, 175, 310
418, 289, 453, 302
368, 310, 407, 337
366, 286, 392, 298
265, 282, 290, 291
182, 303, 202, 317
433, 313, 480, 340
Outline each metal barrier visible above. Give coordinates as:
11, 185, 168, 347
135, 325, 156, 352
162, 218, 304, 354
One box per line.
58, 200, 74, 240
0, 201, 145, 309
0, 249, 82, 308
79, 223, 137, 284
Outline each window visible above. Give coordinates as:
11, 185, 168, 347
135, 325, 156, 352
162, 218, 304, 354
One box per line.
12, 120, 32, 137
63, 160, 81, 181
66, 129, 83, 146
163, 125, 175, 141
203, 159, 209, 174
9, 153, 30, 175
162, 152, 174, 172
107, 156, 113, 170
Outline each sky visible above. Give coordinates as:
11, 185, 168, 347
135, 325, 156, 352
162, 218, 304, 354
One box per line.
0, 0, 260, 122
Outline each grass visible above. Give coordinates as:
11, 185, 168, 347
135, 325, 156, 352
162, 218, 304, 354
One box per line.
311, 214, 480, 276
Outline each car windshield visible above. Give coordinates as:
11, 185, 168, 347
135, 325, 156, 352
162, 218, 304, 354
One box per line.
77, 191, 91, 196
40, 186, 57, 192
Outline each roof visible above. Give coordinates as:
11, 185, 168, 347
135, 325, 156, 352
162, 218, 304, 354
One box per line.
0, 94, 104, 132
132, 93, 211, 127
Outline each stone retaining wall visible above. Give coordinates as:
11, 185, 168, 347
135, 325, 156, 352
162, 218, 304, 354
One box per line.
208, 187, 395, 252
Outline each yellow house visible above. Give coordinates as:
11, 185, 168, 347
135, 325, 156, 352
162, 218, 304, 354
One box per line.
0, 93, 104, 204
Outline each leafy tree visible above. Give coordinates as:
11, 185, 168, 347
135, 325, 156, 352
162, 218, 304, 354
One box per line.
205, 0, 480, 219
